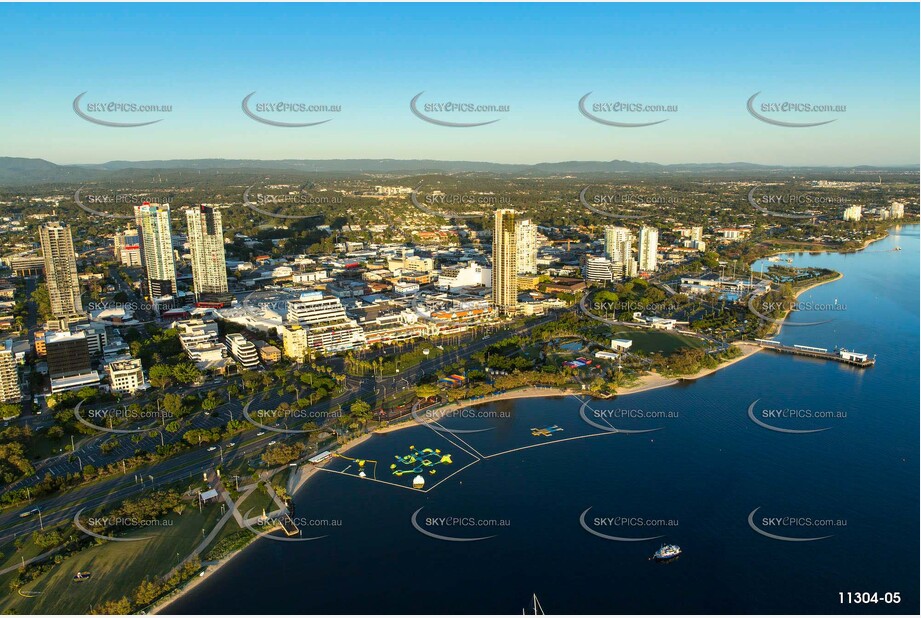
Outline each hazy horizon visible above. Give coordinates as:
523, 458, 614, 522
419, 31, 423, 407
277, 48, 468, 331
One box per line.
0, 3, 918, 167
4, 155, 920, 169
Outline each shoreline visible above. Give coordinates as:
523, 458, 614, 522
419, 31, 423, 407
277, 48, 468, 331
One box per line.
150, 551, 238, 615
747, 225, 905, 339
373, 341, 765, 436
676, 340, 764, 382
155, 224, 910, 613
765, 271, 845, 338
751, 224, 898, 265
152, 459, 325, 615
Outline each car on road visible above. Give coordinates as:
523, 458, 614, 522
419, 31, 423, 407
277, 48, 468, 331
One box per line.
228, 442, 236, 447
207, 446, 217, 452
268, 440, 277, 446
19, 508, 39, 518
256, 431, 266, 436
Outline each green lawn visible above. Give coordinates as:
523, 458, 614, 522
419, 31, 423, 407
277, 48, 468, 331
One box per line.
0, 504, 223, 614
201, 518, 246, 556
0, 534, 48, 573
236, 483, 277, 519
547, 328, 705, 358
25, 430, 71, 461
379, 389, 416, 409
606, 327, 707, 356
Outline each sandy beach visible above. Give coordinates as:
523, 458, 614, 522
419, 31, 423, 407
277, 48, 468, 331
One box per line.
677, 340, 764, 381
375, 340, 764, 437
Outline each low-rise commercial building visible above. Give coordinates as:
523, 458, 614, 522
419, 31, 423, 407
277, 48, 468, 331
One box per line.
254, 341, 281, 363
106, 357, 147, 394
436, 263, 491, 291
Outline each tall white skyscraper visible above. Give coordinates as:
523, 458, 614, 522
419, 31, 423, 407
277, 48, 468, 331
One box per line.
186, 206, 228, 300
136, 203, 177, 300
38, 221, 83, 319
515, 218, 537, 275
638, 226, 659, 273
604, 225, 638, 279
492, 209, 518, 314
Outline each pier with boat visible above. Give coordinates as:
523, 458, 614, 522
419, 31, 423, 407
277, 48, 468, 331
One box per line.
750, 339, 876, 367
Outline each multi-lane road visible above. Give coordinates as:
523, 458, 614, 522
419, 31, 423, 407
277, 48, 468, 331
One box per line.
0, 311, 561, 544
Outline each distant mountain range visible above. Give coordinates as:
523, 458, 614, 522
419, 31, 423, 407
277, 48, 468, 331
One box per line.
0, 156, 915, 186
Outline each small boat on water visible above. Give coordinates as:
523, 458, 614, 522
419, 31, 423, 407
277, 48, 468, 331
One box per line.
653, 544, 681, 561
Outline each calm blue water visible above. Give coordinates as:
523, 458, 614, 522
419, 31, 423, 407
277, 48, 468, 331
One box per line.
167, 226, 919, 614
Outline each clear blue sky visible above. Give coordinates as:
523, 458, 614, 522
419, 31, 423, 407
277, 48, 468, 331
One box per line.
0, 3, 917, 166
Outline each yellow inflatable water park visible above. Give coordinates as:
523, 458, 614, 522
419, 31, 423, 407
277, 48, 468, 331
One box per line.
531, 425, 563, 437
390, 445, 453, 477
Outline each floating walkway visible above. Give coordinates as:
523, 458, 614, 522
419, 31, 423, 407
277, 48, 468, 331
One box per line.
751, 339, 876, 367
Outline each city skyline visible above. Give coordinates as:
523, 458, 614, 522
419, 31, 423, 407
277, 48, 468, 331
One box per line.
0, 2, 916, 615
